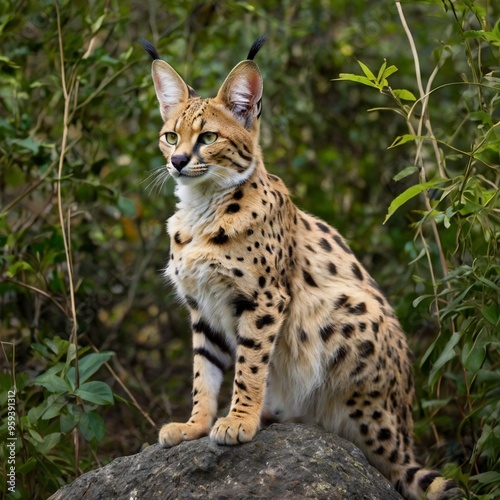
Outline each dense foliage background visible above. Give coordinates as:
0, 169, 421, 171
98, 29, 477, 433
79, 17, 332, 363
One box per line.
0, 0, 498, 498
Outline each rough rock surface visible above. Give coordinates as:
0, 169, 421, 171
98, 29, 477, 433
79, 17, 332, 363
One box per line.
50, 423, 403, 499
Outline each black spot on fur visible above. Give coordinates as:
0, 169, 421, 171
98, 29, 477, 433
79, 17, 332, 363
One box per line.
328, 262, 337, 275
389, 449, 399, 463
232, 294, 258, 316
360, 424, 369, 435
250, 366, 259, 374
352, 262, 364, 281
341, 323, 355, 338
348, 302, 367, 315
333, 234, 353, 254
349, 409, 363, 419
235, 379, 247, 391
351, 361, 366, 376
359, 340, 375, 358
256, 314, 275, 329
377, 428, 392, 441
372, 410, 382, 420
316, 221, 330, 233
258, 276, 266, 287
302, 269, 318, 287
232, 268, 244, 277
320, 323, 335, 343
212, 227, 229, 244
262, 353, 270, 363
301, 217, 311, 230
226, 203, 240, 214
335, 294, 349, 308
174, 231, 182, 244
237, 335, 262, 350
233, 190, 244, 200
319, 238, 332, 252
330, 345, 349, 368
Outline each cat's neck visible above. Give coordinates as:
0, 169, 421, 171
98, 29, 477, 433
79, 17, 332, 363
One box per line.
172, 159, 270, 235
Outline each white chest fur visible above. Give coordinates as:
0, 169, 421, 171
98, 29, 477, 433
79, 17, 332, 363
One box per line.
165, 212, 241, 350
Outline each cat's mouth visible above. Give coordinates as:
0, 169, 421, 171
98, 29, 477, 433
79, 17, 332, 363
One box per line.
169, 166, 209, 179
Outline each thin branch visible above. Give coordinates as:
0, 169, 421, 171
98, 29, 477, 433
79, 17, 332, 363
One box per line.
55, 2, 81, 478
88, 341, 157, 430
5, 278, 67, 316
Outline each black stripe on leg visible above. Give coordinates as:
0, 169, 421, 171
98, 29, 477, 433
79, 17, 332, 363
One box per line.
418, 471, 441, 492
193, 319, 232, 354
405, 466, 420, 485
193, 347, 225, 373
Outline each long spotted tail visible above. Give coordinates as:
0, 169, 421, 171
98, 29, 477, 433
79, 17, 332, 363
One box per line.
395, 465, 466, 499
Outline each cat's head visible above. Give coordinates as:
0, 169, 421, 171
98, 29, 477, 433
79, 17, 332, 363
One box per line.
143, 37, 266, 190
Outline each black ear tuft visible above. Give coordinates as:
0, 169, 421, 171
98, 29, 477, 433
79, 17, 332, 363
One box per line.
246, 35, 268, 61
139, 38, 160, 60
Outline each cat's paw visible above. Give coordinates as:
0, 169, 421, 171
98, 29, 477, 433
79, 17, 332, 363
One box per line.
210, 416, 259, 445
158, 422, 209, 447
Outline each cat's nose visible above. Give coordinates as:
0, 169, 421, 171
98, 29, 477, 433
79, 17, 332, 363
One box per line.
171, 154, 190, 172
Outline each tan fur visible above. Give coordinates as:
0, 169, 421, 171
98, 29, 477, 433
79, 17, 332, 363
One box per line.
147, 45, 464, 500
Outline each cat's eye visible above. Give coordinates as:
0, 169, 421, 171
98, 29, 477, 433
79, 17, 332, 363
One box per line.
165, 132, 178, 145
199, 132, 218, 145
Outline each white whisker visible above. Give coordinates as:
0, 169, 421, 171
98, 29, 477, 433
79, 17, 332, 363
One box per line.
143, 165, 172, 196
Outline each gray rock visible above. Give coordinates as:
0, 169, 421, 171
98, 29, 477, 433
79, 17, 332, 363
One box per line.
49, 423, 403, 499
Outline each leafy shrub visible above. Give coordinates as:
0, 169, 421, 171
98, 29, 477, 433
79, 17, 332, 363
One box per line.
338, 1, 500, 495
0, 0, 498, 498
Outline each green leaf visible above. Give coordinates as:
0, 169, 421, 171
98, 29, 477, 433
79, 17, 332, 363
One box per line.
33, 371, 71, 394
382, 65, 398, 80
41, 400, 67, 420
335, 73, 379, 89
36, 432, 61, 455
357, 59, 376, 81
470, 471, 500, 485
67, 351, 113, 386
428, 331, 462, 388
75, 381, 114, 405
60, 403, 82, 433
393, 166, 418, 182
60, 412, 79, 433
482, 305, 500, 326
78, 411, 105, 442
384, 178, 449, 223
388, 134, 424, 149
10, 136, 41, 154
90, 14, 106, 35
462, 336, 487, 372
376, 60, 387, 85
392, 89, 417, 101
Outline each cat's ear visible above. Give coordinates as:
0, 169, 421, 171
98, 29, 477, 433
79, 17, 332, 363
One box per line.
152, 60, 196, 121
216, 60, 263, 127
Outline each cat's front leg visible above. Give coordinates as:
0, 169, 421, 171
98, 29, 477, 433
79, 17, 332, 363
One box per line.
210, 305, 284, 445
159, 313, 232, 447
